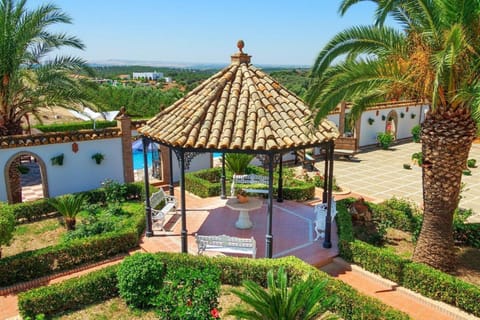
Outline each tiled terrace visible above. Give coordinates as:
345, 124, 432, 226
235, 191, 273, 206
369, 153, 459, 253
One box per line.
140, 189, 339, 267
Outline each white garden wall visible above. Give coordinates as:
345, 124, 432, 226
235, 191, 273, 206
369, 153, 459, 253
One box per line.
1, 138, 124, 202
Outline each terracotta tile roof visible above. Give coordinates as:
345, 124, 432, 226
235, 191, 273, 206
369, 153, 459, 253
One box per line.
139, 43, 339, 151
0, 128, 121, 149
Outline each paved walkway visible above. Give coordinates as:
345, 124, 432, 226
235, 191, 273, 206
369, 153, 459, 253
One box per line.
331, 141, 480, 213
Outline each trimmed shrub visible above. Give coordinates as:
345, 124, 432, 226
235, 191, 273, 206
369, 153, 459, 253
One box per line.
154, 265, 221, 320
349, 241, 407, 283
185, 167, 315, 201
5, 199, 56, 222
117, 253, 166, 308
411, 125, 421, 143
18, 253, 409, 320
18, 265, 118, 318
403, 263, 480, 316
0, 204, 15, 257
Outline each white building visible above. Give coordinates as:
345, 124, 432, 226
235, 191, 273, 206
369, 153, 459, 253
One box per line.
132, 71, 164, 81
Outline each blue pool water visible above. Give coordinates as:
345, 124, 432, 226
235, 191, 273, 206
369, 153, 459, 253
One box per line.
133, 151, 221, 170
132, 151, 153, 170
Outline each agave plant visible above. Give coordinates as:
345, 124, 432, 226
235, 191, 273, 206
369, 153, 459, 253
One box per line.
50, 194, 85, 230
227, 267, 337, 320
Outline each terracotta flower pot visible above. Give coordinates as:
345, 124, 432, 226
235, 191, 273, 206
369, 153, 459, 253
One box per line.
237, 194, 248, 203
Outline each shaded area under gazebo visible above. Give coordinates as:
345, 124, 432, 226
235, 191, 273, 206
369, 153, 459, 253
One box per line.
138, 41, 340, 258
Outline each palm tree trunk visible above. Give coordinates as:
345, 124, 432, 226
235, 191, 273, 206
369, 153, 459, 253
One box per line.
413, 109, 477, 272
65, 218, 76, 231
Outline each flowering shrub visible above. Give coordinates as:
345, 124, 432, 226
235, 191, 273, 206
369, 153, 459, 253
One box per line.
153, 265, 221, 320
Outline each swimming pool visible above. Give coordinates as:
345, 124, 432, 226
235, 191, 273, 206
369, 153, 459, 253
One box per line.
132, 151, 154, 170
133, 151, 221, 170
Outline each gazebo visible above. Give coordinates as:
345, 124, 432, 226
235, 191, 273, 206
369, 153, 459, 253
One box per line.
138, 41, 339, 258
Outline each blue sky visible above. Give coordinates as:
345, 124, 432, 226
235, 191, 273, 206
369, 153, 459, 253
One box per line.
29, 0, 378, 66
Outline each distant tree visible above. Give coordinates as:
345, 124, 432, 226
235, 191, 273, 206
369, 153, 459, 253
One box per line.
0, 0, 94, 136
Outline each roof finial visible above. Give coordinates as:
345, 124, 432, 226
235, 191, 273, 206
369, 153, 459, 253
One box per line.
237, 40, 245, 53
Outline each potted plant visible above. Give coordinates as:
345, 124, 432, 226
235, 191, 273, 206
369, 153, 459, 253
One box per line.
92, 152, 105, 164
381, 115, 386, 121
467, 158, 477, 168
368, 118, 375, 125
376, 132, 394, 150
400, 112, 405, 118
411, 113, 416, 119
236, 189, 248, 203
51, 153, 64, 166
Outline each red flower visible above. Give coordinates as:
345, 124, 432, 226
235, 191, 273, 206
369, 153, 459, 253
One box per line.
210, 307, 220, 318
186, 298, 192, 306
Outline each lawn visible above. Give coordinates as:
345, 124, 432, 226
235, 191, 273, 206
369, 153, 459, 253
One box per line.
2, 217, 65, 257
54, 286, 243, 320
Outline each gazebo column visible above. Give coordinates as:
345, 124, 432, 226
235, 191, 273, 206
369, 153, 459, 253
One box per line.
169, 148, 174, 196
322, 144, 329, 203
323, 141, 335, 249
266, 153, 274, 258
220, 153, 227, 199
178, 149, 188, 253
142, 137, 153, 237
277, 154, 283, 203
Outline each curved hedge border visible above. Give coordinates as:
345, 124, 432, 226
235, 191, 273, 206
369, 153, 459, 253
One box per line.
0, 204, 145, 287
336, 199, 480, 317
18, 253, 409, 320
185, 167, 315, 201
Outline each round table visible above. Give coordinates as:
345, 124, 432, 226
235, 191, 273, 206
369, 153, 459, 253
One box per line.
225, 197, 263, 229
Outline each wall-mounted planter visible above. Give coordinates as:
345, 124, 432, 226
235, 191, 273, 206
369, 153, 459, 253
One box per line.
51, 154, 64, 166
381, 115, 386, 121
91, 153, 105, 165
368, 118, 375, 125
411, 113, 416, 119
400, 112, 405, 118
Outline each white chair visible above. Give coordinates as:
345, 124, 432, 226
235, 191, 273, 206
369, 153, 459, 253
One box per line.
313, 200, 336, 241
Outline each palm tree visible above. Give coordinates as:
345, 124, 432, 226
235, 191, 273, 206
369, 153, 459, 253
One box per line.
50, 194, 85, 230
307, 0, 479, 271
0, 0, 93, 136
226, 267, 337, 320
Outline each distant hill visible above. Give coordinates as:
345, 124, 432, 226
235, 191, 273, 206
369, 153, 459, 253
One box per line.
88, 59, 310, 70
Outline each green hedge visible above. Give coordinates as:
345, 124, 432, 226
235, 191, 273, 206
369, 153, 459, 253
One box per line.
403, 262, 480, 316
2, 182, 152, 222
33, 120, 117, 133
18, 265, 119, 318
18, 253, 409, 320
185, 167, 315, 201
0, 205, 145, 287
336, 198, 480, 317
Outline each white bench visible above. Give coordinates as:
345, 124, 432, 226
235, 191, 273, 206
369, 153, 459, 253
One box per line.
149, 189, 177, 230
313, 200, 337, 241
195, 234, 256, 258
230, 174, 269, 197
